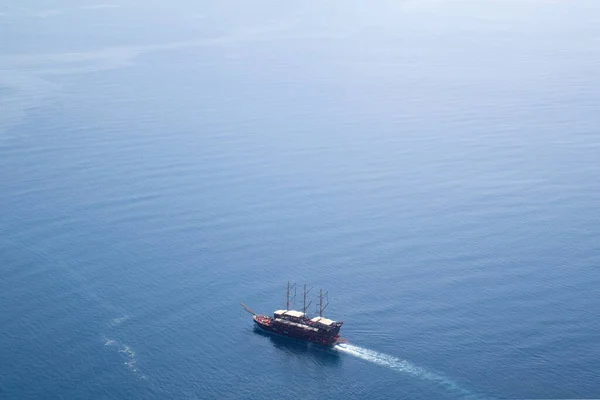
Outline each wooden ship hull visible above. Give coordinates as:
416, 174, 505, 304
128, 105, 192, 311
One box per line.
242, 283, 345, 347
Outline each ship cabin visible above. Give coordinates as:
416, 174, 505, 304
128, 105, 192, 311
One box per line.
274, 309, 305, 323
310, 316, 338, 330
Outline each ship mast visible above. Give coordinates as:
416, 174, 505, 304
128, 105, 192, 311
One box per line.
285, 281, 297, 310
302, 284, 312, 316
317, 289, 329, 317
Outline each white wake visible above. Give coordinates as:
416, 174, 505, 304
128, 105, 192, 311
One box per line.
335, 344, 482, 399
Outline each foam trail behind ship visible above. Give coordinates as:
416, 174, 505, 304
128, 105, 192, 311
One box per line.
335, 344, 483, 399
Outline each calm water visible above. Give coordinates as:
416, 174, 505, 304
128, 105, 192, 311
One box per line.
1, 1, 600, 399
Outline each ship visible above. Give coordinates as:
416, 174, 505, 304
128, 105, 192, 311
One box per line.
241, 282, 345, 346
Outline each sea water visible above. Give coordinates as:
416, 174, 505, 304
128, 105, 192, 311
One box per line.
1, 1, 600, 399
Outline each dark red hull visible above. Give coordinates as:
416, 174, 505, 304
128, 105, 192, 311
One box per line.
253, 315, 343, 346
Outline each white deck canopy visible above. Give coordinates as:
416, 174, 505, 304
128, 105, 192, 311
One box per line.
285, 310, 305, 318
311, 317, 336, 326
274, 310, 305, 318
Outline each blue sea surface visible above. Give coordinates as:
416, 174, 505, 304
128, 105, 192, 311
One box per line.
1, 1, 600, 399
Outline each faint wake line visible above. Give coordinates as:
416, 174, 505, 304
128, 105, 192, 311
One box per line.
103, 337, 148, 380
335, 344, 484, 399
